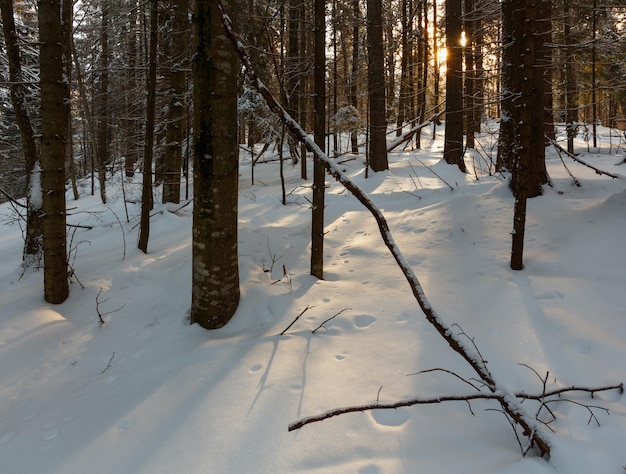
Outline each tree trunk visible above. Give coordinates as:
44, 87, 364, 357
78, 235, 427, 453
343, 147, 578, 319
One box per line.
396, 0, 409, 137
0, 0, 43, 262
564, 0, 577, 155
349, 0, 360, 153
138, 0, 158, 253
496, 0, 517, 172
96, 3, 109, 204
311, 0, 326, 279
464, 0, 475, 149
39, 0, 70, 304
162, 0, 190, 204
367, 0, 388, 172
443, 0, 466, 172
191, 0, 240, 329
123, 9, 139, 178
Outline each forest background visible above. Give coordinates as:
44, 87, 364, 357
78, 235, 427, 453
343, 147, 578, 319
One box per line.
1, 0, 626, 472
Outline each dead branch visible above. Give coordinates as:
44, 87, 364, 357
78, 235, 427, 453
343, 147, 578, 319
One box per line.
311, 308, 352, 333
280, 305, 314, 336
96, 287, 127, 327
101, 352, 115, 374
0, 186, 27, 208
413, 157, 455, 191
107, 207, 127, 262
288, 383, 623, 434
550, 140, 620, 179
288, 392, 503, 431
387, 111, 444, 153
552, 143, 581, 187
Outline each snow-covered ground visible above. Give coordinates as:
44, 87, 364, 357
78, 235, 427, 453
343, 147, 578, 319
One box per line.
1, 123, 625, 473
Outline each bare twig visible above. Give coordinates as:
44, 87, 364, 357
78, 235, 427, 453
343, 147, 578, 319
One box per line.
96, 287, 127, 327
101, 352, 115, 374
407, 368, 481, 392
280, 305, 314, 336
413, 157, 455, 191
311, 308, 352, 333
107, 207, 127, 261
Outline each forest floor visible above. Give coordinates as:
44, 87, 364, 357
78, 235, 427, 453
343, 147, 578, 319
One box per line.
1, 123, 625, 473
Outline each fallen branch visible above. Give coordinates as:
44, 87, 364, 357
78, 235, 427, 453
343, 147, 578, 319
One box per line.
217, 3, 622, 456
550, 140, 620, 179
387, 111, 444, 153
288, 383, 623, 433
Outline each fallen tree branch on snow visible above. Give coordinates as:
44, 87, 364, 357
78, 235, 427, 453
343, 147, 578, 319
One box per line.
287, 382, 623, 432
218, 2, 622, 457
550, 140, 620, 179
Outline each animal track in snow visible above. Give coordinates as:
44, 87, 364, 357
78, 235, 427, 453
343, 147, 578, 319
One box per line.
354, 315, 376, 329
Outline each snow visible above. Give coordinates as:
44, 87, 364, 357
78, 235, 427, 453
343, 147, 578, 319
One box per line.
1, 123, 625, 473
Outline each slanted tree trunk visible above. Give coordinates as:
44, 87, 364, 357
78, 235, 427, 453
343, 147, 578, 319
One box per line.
162, 0, 190, 204
311, 0, 326, 279
443, 0, 466, 172
0, 0, 42, 262
366, 0, 388, 172
39, 0, 70, 303
190, 0, 240, 329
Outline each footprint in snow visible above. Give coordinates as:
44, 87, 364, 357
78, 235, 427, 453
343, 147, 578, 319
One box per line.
40, 427, 58, 441
574, 338, 591, 355
370, 408, 409, 427
536, 290, 564, 300
354, 315, 376, 329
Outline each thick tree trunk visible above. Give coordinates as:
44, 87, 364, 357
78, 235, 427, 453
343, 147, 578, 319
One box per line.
39, 0, 70, 304
497, 0, 518, 173
443, 0, 466, 172
367, 0, 388, 172
311, 0, 326, 279
191, 0, 240, 329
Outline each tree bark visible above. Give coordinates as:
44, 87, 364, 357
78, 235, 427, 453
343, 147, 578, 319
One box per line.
162, 0, 190, 204
138, 0, 158, 253
367, 0, 389, 172
443, 0, 466, 172
39, 0, 70, 303
311, 0, 326, 279
190, 0, 240, 329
